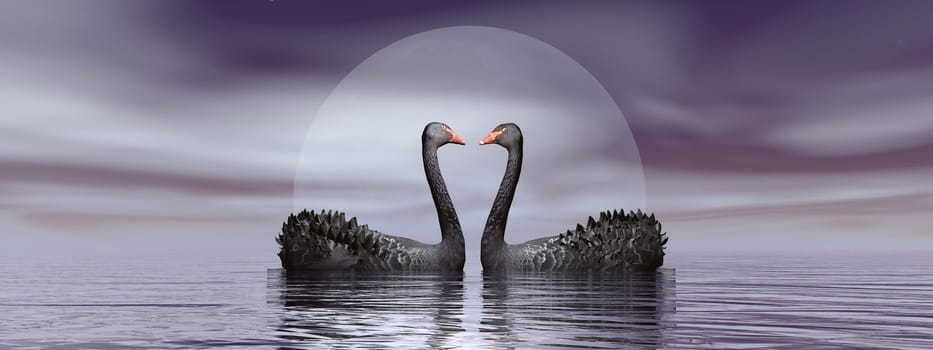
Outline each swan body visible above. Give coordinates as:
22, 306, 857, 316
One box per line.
484, 209, 667, 272
277, 122, 466, 272
479, 123, 667, 272
277, 209, 457, 271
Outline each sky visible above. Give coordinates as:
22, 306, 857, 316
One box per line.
2, 0, 932, 265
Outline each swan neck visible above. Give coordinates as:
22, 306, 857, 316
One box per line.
482, 142, 522, 255
423, 144, 464, 256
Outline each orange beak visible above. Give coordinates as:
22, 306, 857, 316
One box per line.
479, 130, 503, 145
448, 129, 465, 145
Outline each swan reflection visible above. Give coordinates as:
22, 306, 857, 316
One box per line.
268, 270, 465, 349
480, 270, 674, 349
267, 269, 673, 349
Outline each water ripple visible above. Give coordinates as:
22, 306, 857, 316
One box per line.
1, 254, 931, 349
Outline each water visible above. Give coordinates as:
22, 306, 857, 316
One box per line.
1, 253, 931, 349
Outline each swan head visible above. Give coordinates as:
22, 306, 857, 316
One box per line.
479, 123, 522, 148
423, 122, 466, 147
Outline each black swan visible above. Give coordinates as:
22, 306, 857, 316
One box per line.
277, 122, 466, 272
478, 123, 667, 272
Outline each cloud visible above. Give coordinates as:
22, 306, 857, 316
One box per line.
763, 69, 933, 156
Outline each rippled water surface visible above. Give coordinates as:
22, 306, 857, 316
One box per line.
1, 253, 931, 349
